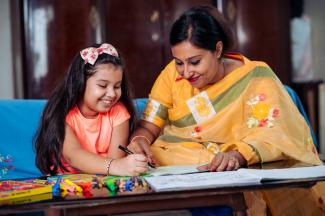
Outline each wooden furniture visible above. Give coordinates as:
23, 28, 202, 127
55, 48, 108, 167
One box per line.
12, 0, 292, 98
1, 161, 324, 215
292, 80, 324, 149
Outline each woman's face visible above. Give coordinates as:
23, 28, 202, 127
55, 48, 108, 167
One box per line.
171, 41, 223, 89
79, 63, 123, 118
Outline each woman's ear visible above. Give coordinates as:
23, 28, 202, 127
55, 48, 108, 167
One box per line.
215, 41, 223, 59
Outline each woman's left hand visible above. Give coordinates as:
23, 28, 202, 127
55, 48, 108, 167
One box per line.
197, 151, 247, 172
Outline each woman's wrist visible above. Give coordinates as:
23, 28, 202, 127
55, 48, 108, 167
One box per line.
229, 150, 247, 167
130, 135, 152, 145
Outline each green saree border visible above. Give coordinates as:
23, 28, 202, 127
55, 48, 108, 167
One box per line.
170, 66, 276, 127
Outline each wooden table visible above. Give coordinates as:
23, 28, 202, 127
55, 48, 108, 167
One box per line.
1, 161, 324, 216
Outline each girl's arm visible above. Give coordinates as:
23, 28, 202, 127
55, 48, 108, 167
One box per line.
62, 124, 148, 176
107, 120, 129, 159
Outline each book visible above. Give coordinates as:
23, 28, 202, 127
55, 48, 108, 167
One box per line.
0, 192, 52, 206
148, 164, 208, 176
144, 165, 325, 192
0, 180, 52, 201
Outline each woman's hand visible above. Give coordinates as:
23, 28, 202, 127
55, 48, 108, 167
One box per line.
110, 154, 149, 176
128, 137, 155, 165
198, 151, 247, 172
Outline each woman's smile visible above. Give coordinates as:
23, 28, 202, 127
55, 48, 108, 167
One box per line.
187, 75, 201, 84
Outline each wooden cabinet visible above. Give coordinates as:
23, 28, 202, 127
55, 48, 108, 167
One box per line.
220, 0, 292, 85
20, 0, 293, 97
20, 0, 211, 98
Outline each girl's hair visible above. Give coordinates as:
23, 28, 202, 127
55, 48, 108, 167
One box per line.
169, 5, 235, 54
34, 44, 137, 175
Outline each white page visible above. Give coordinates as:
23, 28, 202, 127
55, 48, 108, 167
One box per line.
148, 164, 207, 176
145, 170, 262, 192
238, 165, 325, 180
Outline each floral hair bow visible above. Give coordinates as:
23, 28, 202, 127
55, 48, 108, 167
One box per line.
80, 43, 119, 65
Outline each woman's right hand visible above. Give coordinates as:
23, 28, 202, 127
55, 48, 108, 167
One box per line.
128, 137, 155, 164
110, 154, 149, 176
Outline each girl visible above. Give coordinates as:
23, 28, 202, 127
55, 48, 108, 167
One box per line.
34, 43, 149, 176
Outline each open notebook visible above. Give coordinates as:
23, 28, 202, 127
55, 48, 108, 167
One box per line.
145, 165, 325, 192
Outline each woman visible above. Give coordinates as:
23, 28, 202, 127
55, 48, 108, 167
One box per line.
129, 5, 320, 169
129, 5, 324, 215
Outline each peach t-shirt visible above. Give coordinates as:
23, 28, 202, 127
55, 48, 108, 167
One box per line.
61, 101, 130, 173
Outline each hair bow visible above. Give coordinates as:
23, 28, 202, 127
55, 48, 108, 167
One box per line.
80, 43, 119, 65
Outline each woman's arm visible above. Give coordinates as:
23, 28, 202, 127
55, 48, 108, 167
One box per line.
128, 120, 161, 163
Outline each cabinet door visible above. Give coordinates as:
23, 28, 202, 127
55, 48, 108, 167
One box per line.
22, 0, 105, 98
221, 0, 292, 84
105, 0, 163, 98
106, 0, 213, 98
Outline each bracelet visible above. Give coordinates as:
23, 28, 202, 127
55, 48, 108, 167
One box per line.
106, 158, 114, 175
130, 135, 152, 145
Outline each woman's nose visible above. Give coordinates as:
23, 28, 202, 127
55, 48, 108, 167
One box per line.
182, 65, 192, 79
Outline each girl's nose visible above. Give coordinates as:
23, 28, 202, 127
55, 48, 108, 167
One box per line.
106, 88, 116, 98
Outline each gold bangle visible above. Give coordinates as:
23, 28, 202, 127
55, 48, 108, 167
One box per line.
130, 135, 152, 145
106, 158, 114, 175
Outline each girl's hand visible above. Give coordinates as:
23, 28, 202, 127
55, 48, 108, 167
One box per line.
197, 151, 247, 172
110, 154, 149, 176
128, 137, 156, 165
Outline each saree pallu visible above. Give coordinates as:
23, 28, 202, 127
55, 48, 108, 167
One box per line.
142, 53, 324, 215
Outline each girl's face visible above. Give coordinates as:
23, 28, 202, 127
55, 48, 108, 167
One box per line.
79, 63, 123, 118
171, 40, 223, 89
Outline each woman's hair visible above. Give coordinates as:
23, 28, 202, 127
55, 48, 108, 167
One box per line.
34, 44, 137, 175
169, 5, 235, 54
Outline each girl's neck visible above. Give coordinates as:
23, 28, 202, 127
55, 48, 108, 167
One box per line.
77, 103, 99, 119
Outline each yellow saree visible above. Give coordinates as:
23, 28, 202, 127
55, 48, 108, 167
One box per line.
142, 53, 320, 166
142, 53, 324, 215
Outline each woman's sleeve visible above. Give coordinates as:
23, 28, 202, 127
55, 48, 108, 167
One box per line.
221, 75, 321, 166
141, 61, 175, 128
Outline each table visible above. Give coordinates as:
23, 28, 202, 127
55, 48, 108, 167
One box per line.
1, 161, 324, 216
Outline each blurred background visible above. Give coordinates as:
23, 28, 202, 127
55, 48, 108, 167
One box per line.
0, 0, 324, 153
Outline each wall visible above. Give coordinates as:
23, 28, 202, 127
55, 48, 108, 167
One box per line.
0, 0, 14, 98
305, 0, 325, 82
304, 1, 325, 154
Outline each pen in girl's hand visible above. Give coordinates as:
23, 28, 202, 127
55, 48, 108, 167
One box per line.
118, 145, 156, 169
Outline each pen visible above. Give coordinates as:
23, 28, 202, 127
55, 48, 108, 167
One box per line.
118, 145, 156, 169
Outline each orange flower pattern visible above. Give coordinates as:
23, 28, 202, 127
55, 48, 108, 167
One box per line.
246, 94, 279, 128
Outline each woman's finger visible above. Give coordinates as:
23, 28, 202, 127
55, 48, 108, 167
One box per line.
209, 154, 223, 171
216, 156, 229, 171
226, 157, 236, 171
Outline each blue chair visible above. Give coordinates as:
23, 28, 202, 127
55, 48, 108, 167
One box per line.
285, 85, 318, 151
0, 99, 150, 180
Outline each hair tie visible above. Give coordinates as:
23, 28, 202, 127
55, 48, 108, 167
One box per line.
80, 43, 119, 65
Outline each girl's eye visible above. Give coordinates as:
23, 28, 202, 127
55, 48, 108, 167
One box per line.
190, 60, 200, 65
98, 84, 107, 88
114, 86, 121, 89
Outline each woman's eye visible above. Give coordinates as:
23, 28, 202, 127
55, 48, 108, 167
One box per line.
175, 61, 183, 66
114, 86, 121, 89
190, 60, 200, 65
98, 84, 106, 88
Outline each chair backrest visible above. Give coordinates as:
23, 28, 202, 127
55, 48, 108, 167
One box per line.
284, 85, 318, 151
0, 99, 46, 179
0, 98, 148, 180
